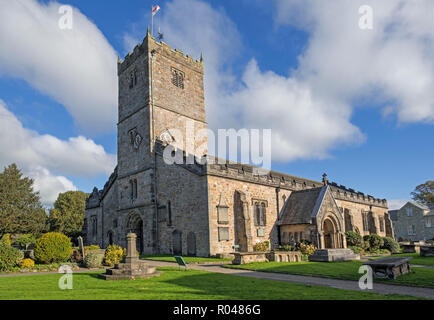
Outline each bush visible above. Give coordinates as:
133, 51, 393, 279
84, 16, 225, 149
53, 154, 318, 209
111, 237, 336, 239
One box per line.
298, 242, 316, 255
363, 234, 384, 251
0, 234, 11, 246
34, 232, 72, 264
277, 245, 293, 252
382, 237, 400, 253
14, 234, 36, 250
21, 258, 35, 269
104, 245, 126, 266
69, 249, 83, 264
349, 246, 364, 255
253, 241, 270, 252
84, 252, 103, 268
345, 231, 363, 247
0, 242, 23, 271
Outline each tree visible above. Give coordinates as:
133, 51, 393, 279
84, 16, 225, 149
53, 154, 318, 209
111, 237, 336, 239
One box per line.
411, 181, 434, 205
0, 164, 47, 237
49, 191, 89, 238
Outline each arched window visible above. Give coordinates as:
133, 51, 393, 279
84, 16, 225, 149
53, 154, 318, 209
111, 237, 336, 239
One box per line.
171, 68, 184, 89
254, 202, 266, 226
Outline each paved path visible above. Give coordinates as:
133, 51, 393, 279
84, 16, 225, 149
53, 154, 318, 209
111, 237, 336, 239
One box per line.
144, 260, 434, 299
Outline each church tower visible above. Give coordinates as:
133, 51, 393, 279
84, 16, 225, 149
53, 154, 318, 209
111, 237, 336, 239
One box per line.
115, 29, 208, 252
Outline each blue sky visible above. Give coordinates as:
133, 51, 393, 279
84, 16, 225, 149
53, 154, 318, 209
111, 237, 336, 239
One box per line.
0, 0, 433, 208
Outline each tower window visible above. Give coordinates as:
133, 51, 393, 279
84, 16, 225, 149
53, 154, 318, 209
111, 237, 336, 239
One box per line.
171, 68, 184, 89
129, 69, 138, 89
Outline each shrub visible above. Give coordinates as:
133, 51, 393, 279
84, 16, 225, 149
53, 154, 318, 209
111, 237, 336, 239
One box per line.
104, 245, 126, 266
277, 245, 293, 252
363, 234, 384, 251
14, 234, 36, 250
0, 242, 23, 271
349, 246, 364, 255
69, 249, 83, 264
0, 234, 11, 246
382, 237, 400, 253
253, 241, 270, 252
21, 258, 35, 269
345, 231, 363, 247
34, 232, 72, 264
84, 252, 103, 268
298, 242, 316, 255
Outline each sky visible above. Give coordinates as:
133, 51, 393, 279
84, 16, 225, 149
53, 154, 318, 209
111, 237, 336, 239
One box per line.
0, 0, 433, 209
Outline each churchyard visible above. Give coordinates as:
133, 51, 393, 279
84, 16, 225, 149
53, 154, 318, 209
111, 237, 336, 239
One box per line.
1, 230, 434, 300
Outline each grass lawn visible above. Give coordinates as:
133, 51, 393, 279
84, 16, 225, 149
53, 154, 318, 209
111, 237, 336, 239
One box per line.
224, 261, 434, 289
0, 267, 418, 300
140, 254, 232, 264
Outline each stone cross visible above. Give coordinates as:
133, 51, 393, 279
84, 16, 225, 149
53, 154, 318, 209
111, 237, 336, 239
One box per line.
77, 236, 85, 258
125, 233, 138, 264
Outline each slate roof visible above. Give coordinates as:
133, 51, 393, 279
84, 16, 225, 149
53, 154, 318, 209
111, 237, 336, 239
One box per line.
279, 186, 326, 225
408, 201, 430, 211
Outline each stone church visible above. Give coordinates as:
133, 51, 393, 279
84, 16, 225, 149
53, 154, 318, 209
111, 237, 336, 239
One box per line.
84, 29, 394, 257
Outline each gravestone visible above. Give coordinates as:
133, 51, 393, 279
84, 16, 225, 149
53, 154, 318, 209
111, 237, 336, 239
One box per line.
77, 236, 85, 258
99, 233, 161, 280
363, 257, 412, 279
308, 249, 360, 262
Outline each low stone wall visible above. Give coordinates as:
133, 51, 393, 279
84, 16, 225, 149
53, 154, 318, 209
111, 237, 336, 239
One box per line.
232, 251, 302, 265
232, 252, 268, 265
266, 251, 301, 263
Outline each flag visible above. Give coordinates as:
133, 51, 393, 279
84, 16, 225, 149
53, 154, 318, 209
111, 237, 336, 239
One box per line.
152, 5, 160, 16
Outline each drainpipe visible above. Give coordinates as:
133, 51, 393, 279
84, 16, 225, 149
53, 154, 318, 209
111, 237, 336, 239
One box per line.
150, 49, 159, 254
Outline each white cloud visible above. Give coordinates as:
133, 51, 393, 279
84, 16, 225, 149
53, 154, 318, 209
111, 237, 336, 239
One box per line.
122, 0, 434, 163
0, 0, 118, 133
0, 100, 116, 205
273, 0, 434, 124
388, 199, 409, 210
28, 166, 77, 206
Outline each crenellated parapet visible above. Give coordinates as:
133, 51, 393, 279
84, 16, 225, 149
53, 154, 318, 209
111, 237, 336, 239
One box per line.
85, 166, 118, 209
117, 28, 203, 76
329, 182, 388, 208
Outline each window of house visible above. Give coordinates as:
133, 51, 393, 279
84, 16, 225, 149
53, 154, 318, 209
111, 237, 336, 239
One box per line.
83, 218, 87, 233
407, 207, 413, 217
171, 68, 184, 89
254, 202, 267, 226
426, 218, 432, 228
408, 224, 416, 235
218, 227, 229, 241
113, 219, 118, 228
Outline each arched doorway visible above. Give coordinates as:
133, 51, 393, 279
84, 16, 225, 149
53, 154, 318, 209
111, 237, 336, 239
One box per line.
323, 218, 336, 249
172, 230, 182, 255
127, 214, 143, 254
187, 232, 196, 256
